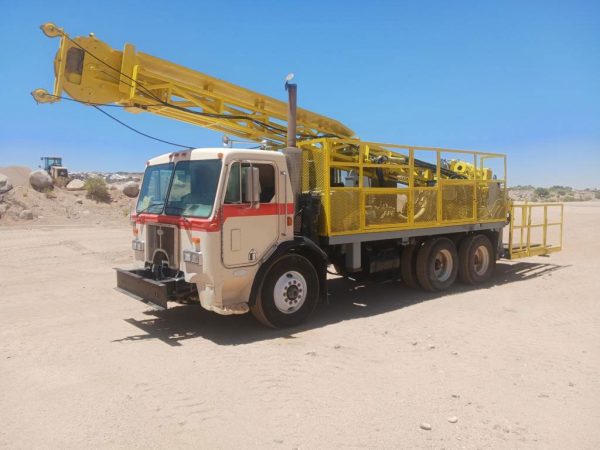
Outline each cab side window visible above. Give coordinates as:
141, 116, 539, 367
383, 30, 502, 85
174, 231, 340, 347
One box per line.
224, 162, 242, 204
224, 162, 276, 204
257, 164, 275, 203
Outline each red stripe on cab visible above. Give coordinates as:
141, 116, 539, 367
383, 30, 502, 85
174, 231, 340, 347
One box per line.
132, 202, 294, 232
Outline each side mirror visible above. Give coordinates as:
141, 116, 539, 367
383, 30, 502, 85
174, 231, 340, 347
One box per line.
242, 166, 261, 205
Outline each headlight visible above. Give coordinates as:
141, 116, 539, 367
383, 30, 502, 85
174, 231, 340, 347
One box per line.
132, 239, 144, 251
183, 250, 202, 265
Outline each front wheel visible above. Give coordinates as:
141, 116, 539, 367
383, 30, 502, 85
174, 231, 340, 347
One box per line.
251, 253, 319, 328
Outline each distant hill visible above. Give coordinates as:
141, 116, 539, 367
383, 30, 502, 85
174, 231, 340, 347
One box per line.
508, 185, 600, 202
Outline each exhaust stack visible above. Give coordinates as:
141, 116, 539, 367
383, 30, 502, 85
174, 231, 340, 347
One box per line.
282, 77, 302, 209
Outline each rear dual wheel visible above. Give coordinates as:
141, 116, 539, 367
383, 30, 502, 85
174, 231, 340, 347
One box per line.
458, 234, 495, 284
416, 237, 459, 292
400, 243, 419, 288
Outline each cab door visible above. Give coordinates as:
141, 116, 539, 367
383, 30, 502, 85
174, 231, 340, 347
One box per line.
221, 161, 280, 267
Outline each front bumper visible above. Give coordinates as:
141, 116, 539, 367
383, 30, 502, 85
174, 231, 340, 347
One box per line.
115, 268, 197, 309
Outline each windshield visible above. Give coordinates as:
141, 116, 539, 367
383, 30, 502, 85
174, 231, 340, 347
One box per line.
136, 163, 174, 214
164, 159, 222, 218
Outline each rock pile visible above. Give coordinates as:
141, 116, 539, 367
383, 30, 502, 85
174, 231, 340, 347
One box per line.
29, 170, 53, 192
66, 179, 85, 191
1, 174, 13, 194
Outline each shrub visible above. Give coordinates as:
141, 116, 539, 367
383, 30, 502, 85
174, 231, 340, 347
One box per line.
84, 178, 111, 203
550, 185, 572, 191
595, 192, 600, 199
534, 187, 550, 198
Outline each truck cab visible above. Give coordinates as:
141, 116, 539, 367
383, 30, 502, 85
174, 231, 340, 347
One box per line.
120, 147, 302, 318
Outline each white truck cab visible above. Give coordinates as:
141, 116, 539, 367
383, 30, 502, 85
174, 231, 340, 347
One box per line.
118, 147, 326, 326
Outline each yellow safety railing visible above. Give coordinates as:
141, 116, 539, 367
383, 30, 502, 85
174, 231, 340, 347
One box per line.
508, 203, 564, 259
298, 138, 509, 237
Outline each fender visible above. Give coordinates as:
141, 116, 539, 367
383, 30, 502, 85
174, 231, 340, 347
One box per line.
248, 237, 328, 306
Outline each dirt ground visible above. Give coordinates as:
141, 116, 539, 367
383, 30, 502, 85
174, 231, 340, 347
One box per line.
1, 203, 599, 449
0, 166, 134, 227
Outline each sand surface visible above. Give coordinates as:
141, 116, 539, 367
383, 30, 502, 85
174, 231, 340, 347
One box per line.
0, 203, 599, 448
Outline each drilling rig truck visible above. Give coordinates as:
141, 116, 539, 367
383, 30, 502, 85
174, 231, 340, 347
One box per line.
34, 23, 563, 328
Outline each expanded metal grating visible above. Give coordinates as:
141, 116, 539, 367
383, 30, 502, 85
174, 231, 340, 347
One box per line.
413, 189, 438, 223
365, 193, 409, 227
329, 190, 360, 233
441, 183, 474, 221
477, 182, 506, 220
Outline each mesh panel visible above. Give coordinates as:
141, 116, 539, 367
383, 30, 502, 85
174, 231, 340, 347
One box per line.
477, 182, 506, 220
441, 183, 474, 221
365, 193, 409, 227
302, 145, 326, 192
413, 189, 437, 223
330, 189, 360, 233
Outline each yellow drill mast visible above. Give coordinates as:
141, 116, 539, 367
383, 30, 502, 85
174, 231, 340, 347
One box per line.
32, 23, 355, 146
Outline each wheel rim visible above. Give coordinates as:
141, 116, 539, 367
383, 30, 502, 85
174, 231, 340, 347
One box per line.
473, 245, 490, 276
433, 249, 453, 282
273, 271, 307, 314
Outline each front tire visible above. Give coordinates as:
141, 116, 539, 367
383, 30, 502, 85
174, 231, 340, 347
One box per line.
251, 253, 319, 328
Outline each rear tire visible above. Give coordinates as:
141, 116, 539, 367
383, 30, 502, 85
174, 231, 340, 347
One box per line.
458, 234, 495, 284
416, 237, 458, 292
400, 244, 419, 289
251, 253, 319, 328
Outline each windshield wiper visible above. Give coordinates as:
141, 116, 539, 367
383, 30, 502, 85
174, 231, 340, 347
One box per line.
163, 205, 191, 223
136, 202, 165, 215
164, 205, 191, 217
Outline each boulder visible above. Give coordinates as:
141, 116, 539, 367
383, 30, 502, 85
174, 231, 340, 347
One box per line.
0, 174, 13, 194
0, 204, 8, 216
122, 181, 140, 198
19, 209, 34, 220
66, 179, 85, 191
29, 170, 53, 191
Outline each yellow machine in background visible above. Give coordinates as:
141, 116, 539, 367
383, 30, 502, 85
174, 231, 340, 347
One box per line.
40, 156, 68, 180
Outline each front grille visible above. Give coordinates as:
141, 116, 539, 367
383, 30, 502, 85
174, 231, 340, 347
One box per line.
146, 224, 178, 269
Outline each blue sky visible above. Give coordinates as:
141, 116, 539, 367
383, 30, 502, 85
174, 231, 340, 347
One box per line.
1, 0, 598, 188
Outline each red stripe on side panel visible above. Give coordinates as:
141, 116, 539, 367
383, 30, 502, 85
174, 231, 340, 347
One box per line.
222, 202, 294, 218
132, 202, 294, 232
132, 213, 220, 232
